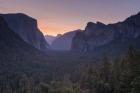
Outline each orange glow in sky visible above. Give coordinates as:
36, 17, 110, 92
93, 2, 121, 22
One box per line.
37, 19, 85, 36
0, 0, 140, 36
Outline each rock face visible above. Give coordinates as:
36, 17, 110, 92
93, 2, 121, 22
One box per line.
0, 15, 49, 60
0, 13, 49, 51
0, 15, 54, 84
71, 12, 140, 54
51, 30, 81, 50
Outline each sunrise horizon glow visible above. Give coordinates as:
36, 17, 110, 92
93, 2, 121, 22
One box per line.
0, 0, 140, 36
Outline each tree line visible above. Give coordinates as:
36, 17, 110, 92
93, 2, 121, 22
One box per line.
0, 47, 140, 93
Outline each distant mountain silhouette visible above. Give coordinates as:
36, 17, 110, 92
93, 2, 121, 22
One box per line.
45, 35, 59, 45
0, 13, 49, 51
71, 12, 140, 55
51, 30, 82, 50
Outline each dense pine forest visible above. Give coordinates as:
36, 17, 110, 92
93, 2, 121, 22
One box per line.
0, 47, 140, 93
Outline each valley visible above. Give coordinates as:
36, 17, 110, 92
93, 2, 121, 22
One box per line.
0, 11, 140, 93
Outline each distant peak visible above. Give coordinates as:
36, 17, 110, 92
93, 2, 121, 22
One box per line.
1, 13, 27, 16
131, 11, 140, 17
87, 22, 96, 26
14, 13, 28, 16
75, 29, 82, 32
57, 34, 62, 37
96, 21, 106, 26
86, 21, 106, 29
0, 13, 35, 21
123, 11, 140, 23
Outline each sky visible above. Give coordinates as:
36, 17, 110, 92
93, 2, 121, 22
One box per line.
0, 0, 140, 36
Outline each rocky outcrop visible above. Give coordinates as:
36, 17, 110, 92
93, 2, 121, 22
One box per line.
51, 30, 81, 50
0, 13, 49, 51
71, 12, 140, 54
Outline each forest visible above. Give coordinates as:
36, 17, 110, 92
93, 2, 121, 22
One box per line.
0, 47, 140, 93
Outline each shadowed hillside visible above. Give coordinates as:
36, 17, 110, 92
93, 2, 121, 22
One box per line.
0, 13, 49, 51
71, 12, 140, 56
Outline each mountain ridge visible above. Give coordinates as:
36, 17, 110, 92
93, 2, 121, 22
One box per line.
51, 30, 82, 50
0, 13, 50, 51
71, 12, 140, 55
